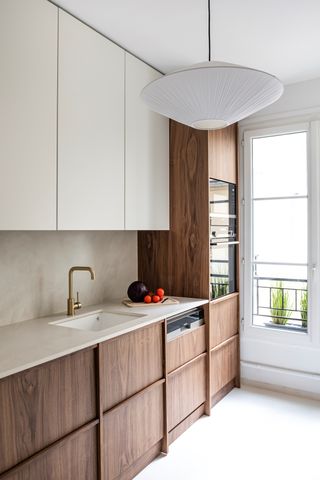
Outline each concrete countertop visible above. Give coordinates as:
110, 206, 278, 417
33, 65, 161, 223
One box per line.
0, 297, 208, 380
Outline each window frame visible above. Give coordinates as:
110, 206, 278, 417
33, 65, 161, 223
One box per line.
241, 121, 320, 346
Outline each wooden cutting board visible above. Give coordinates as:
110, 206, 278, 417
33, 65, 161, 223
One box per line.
122, 297, 180, 307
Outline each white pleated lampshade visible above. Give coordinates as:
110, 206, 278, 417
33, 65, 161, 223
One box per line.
141, 61, 283, 130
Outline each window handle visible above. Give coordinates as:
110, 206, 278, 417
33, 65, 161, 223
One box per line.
254, 255, 259, 276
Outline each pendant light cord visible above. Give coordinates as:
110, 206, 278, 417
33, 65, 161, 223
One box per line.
208, 0, 211, 61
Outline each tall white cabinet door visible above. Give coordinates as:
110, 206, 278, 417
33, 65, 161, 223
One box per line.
58, 11, 125, 230
125, 54, 169, 230
0, 0, 58, 230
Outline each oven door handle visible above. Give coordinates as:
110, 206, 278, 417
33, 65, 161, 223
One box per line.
210, 241, 239, 247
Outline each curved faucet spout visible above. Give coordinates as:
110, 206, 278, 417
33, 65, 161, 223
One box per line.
67, 266, 96, 316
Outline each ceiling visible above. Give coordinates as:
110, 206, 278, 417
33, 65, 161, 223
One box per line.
53, 0, 320, 85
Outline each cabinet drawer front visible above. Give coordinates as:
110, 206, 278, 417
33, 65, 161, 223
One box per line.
210, 295, 239, 348
3, 427, 97, 480
211, 336, 238, 397
102, 323, 163, 411
167, 325, 206, 373
104, 382, 164, 480
167, 355, 206, 431
0, 349, 96, 474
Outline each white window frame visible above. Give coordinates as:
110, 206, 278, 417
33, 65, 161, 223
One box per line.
241, 120, 320, 348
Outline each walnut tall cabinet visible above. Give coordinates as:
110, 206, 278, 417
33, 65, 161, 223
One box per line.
138, 121, 240, 406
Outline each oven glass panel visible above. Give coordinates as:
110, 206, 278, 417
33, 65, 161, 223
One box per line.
210, 243, 236, 299
210, 179, 238, 300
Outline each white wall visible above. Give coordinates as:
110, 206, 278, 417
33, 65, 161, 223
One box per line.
239, 77, 320, 398
0, 231, 137, 326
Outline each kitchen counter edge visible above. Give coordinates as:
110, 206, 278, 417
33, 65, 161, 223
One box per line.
0, 297, 208, 380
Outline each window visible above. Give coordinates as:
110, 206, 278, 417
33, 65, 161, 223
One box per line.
245, 127, 309, 332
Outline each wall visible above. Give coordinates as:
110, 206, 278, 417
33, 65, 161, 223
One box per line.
240, 76, 320, 125
0, 231, 137, 326
239, 77, 320, 398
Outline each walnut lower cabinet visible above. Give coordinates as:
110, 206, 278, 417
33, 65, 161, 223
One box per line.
210, 294, 240, 403
101, 323, 163, 411
167, 325, 206, 373
211, 335, 239, 400
166, 318, 207, 437
210, 295, 239, 348
0, 314, 221, 479
101, 322, 165, 480
103, 382, 164, 480
167, 355, 206, 432
0, 348, 96, 476
0, 322, 165, 480
3, 427, 98, 480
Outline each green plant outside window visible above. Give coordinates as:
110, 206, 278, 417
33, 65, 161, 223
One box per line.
271, 281, 292, 325
300, 290, 308, 328
211, 278, 229, 299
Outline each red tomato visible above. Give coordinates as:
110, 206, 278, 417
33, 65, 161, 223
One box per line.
152, 295, 160, 303
144, 295, 152, 304
156, 288, 165, 297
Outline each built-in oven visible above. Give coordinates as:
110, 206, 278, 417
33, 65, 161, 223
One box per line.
210, 178, 238, 300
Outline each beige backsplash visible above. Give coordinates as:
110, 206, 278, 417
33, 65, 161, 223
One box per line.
0, 231, 137, 326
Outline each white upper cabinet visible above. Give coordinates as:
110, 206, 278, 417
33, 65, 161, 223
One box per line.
58, 11, 125, 230
0, 0, 58, 230
125, 53, 169, 230
0, 3, 169, 231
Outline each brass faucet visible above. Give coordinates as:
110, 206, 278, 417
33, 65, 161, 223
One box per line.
67, 266, 95, 316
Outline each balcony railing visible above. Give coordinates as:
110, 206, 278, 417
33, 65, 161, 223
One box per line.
253, 276, 308, 331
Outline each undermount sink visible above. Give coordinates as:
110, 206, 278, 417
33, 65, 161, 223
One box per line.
49, 310, 146, 332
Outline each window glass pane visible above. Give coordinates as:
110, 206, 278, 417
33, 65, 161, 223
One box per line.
253, 198, 307, 264
252, 132, 307, 198
251, 130, 308, 332
254, 263, 307, 280
252, 264, 308, 330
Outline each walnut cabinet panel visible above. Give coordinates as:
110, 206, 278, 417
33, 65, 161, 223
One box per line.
101, 322, 163, 411
211, 335, 239, 398
167, 325, 206, 373
3, 427, 98, 480
167, 355, 206, 431
103, 382, 164, 480
208, 124, 237, 184
210, 294, 239, 348
0, 349, 96, 474
138, 123, 210, 299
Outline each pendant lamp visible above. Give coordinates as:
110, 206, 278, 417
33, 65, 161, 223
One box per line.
141, 0, 283, 130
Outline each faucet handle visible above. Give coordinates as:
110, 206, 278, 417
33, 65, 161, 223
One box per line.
74, 291, 82, 311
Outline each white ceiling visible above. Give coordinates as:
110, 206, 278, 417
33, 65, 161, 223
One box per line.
53, 0, 320, 85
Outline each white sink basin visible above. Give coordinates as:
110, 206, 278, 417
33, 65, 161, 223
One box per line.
49, 311, 146, 332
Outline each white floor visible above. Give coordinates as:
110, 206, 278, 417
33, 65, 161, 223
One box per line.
136, 386, 320, 480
